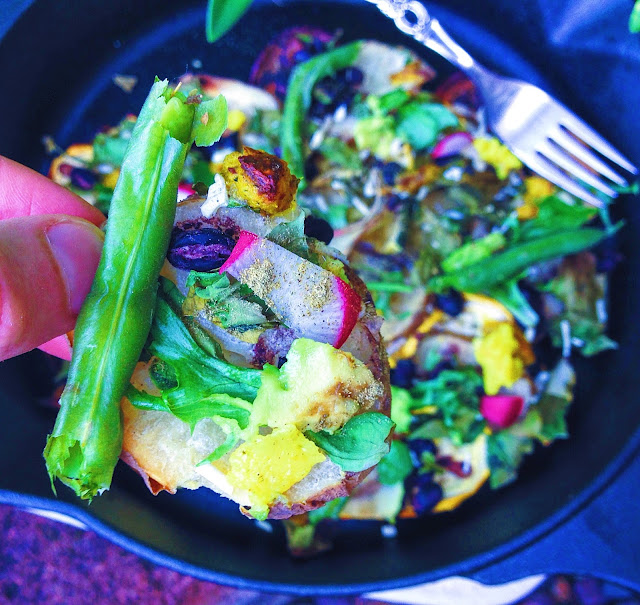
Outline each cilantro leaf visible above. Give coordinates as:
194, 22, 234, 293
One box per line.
306, 412, 394, 472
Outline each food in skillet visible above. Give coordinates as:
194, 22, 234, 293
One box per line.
44, 78, 392, 521
47, 28, 624, 548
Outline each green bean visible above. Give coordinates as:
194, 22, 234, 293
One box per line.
428, 228, 611, 294
44, 79, 227, 500
280, 41, 362, 182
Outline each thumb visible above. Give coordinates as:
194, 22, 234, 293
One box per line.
0, 214, 104, 361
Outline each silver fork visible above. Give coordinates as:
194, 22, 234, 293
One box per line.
367, 0, 638, 208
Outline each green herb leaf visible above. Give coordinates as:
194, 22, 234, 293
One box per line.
305, 412, 394, 472
396, 102, 458, 150
390, 386, 414, 434
319, 137, 364, 171
486, 280, 539, 328
206, 0, 253, 43
487, 430, 534, 489
377, 440, 413, 485
630, 0, 640, 32
441, 231, 506, 273
517, 195, 597, 241
127, 291, 262, 431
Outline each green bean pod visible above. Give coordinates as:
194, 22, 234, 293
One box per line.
428, 228, 611, 294
280, 41, 362, 182
44, 79, 227, 499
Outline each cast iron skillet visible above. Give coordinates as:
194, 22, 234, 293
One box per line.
1, 0, 639, 594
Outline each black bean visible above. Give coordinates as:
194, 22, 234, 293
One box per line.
434, 289, 465, 316
304, 214, 334, 245
390, 359, 415, 388
70, 167, 98, 190
167, 227, 235, 271
408, 438, 437, 459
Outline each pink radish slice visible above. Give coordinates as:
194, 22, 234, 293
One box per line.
220, 231, 361, 348
177, 182, 196, 202
38, 333, 73, 360
431, 131, 473, 159
479, 394, 524, 429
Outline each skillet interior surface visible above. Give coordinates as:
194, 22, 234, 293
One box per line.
0, 0, 639, 593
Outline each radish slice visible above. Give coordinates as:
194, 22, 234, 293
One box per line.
38, 333, 73, 360
479, 394, 524, 429
220, 231, 361, 348
431, 131, 473, 159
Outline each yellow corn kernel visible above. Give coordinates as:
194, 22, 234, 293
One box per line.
473, 322, 524, 395
102, 169, 120, 190
227, 109, 246, 132
473, 137, 522, 180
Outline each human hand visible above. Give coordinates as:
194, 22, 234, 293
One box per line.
0, 156, 105, 362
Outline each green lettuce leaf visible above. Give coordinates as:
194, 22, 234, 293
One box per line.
305, 412, 394, 472
127, 290, 262, 431
396, 102, 458, 150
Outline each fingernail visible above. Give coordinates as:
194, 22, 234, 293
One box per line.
47, 220, 104, 314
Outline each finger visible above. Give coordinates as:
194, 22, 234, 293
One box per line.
0, 155, 105, 225
0, 214, 104, 361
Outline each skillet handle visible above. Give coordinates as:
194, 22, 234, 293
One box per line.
467, 447, 640, 593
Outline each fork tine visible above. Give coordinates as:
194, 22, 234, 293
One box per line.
558, 111, 638, 175
536, 141, 618, 198
549, 128, 629, 187
519, 152, 606, 208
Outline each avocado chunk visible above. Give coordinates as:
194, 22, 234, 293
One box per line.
249, 338, 383, 434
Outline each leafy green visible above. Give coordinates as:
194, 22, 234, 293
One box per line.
411, 368, 484, 445
127, 291, 262, 431
92, 117, 136, 166
183, 271, 267, 329
308, 497, 348, 524
487, 430, 534, 488
319, 137, 364, 171
206, 0, 253, 43
487, 358, 575, 487
266, 211, 309, 258
396, 102, 458, 150
517, 195, 597, 241
305, 412, 394, 472
541, 252, 617, 357
487, 279, 539, 328
441, 231, 507, 273
353, 115, 396, 158
630, 0, 640, 32
390, 386, 414, 433
377, 441, 413, 485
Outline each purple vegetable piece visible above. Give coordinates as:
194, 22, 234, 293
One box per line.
167, 227, 235, 272
249, 27, 334, 103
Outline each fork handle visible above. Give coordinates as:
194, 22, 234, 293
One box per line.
366, 0, 492, 83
